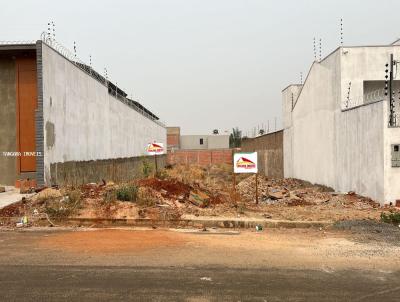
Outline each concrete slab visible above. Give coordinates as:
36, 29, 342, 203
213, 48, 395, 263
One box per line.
0, 186, 35, 209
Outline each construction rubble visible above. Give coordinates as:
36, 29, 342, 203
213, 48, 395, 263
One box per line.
0, 164, 397, 227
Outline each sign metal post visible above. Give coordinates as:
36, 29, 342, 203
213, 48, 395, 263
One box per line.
146, 142, 164, 177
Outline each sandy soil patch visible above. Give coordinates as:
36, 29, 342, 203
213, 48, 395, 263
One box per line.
38, 229, 187, 254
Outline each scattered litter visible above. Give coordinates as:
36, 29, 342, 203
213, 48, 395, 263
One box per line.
189, 191, 210, 208
255, 225, 263, 231
200, 277, 212, 281
0, 164, 392, 226
16, 216, 29, 228
269, 189, 286, 200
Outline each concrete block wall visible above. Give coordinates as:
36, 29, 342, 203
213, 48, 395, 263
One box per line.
50, 155, 166, 187
241, 130, 283, 178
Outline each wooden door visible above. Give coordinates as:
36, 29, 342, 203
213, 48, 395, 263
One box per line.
16, 57, 37, 172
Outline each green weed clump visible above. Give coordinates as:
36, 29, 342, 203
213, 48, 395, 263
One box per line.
116, 184, 138, 202
45, 189, 82, 219
381, 211, 400, 225
142, 158, 153, 177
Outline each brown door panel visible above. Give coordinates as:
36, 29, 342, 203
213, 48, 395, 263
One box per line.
16, 57, 37, 172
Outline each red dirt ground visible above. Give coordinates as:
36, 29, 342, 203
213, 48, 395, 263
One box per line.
38, 230, 187, 254
138, 178, 192, 198
0, 201, 25, 217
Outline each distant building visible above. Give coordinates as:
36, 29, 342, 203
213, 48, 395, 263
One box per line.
283, 38, 400, 204
180, 134, 229, 150
166, 127, 231, 166
166, 127, 229, 150
166, 127, 180, 151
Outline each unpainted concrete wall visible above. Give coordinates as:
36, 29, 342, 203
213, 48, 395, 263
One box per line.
50, 154, 166, 187
0, 58, 17, 185
41, 43, 166, 185
241, 131, 283, 178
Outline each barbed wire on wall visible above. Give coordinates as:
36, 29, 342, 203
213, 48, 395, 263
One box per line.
11, 31, 166, 128
344, 87, 387, 109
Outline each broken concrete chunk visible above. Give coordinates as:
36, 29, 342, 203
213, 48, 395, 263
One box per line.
268, 190, 285, 200
289, 191, 301, 200
174, 200, 184, 208
189, 191, 210, 208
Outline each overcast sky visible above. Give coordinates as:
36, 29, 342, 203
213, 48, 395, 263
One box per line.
1, 0, 400, 135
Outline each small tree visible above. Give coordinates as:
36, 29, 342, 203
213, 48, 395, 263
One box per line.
229, 127, 242, 148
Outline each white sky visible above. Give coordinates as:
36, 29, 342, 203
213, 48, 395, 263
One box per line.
1, 0, 400, 134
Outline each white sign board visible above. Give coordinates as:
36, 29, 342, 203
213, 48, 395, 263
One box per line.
146, 143, 165, 155
233, 152, 258, 174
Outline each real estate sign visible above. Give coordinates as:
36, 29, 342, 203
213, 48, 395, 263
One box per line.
233, 152, 258, 174
146, 143, 165, 155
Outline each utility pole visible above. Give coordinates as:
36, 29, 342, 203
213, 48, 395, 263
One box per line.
388, 54, 394, 126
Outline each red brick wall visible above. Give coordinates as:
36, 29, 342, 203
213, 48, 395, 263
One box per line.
167, 134, 180, 148
167, 149, 233, 166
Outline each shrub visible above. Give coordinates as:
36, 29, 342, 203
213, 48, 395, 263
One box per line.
67, 190, 81, 207
142, 158, 153, 177
137, 187, 156, 207
381, 211, 400, 225
116, 184, 138, 202
156, 169, 168, 180
45, 190, 82, 219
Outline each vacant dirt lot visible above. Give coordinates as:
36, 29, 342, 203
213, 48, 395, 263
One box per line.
0, 164, 398, 225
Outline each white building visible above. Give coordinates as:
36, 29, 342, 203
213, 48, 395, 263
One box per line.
283, 39, 400, 205
0, 38, 166, 187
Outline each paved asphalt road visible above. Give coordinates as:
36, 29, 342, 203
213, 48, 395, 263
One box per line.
1, 265, 400, 301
